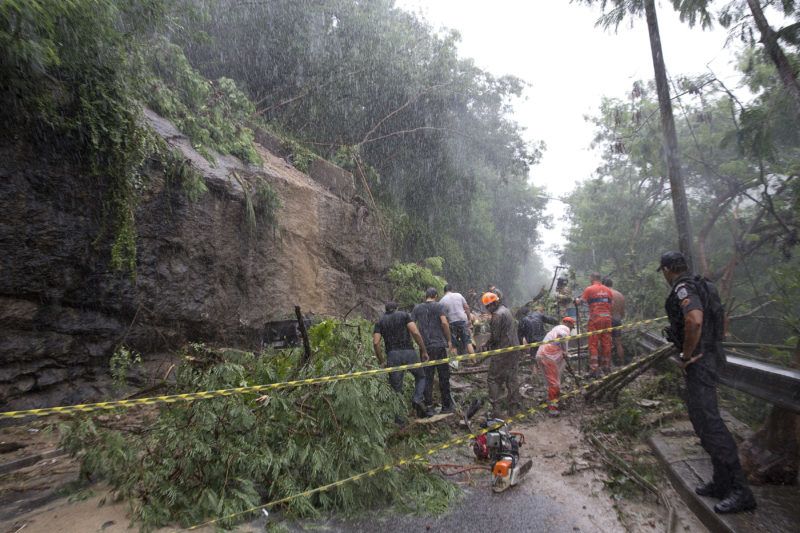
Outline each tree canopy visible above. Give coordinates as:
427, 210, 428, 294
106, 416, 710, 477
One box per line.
563, 49, 799, 345
178, 0, 548, 298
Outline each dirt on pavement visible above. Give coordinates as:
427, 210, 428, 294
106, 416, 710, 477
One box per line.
2, 384, 708, 533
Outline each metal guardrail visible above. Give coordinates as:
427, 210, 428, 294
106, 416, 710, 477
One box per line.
637, 330, 800, 414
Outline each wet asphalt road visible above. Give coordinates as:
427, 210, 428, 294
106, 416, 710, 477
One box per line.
275, 485, 585, 533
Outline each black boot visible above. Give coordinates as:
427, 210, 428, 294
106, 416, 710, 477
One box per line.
413, 401, 434, 418
714, 488, 757, 513
714, 471, 756, 514
695, 480, 725, 499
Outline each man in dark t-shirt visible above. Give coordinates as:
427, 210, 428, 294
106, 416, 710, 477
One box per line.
412, 287, 455, 413
373, 301, 431, 419
518, 305, 560, 355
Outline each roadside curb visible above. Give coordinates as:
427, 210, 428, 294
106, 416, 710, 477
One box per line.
649, 422, 799, 533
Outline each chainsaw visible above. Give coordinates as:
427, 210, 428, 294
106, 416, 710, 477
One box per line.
473, 417, 533, 492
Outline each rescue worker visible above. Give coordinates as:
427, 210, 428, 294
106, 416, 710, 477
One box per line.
412, 288, 455, 414
555, 277, 575, 319
603, 277, 626, 365
535, 317, 575, 417
373, 301, 432, 419
575, 273, 613, 377
487, 284, 503, 302
659, 251, 756, 514
482, 291, 521, 418
439, 284, 475, 356
467, 288, 481, 314
518, 305, 560, 354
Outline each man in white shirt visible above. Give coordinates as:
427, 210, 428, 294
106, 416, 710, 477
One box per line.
439, 285, 475, 356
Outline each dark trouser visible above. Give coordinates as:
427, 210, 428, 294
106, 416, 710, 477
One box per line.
488, 350, 521, 415
424, 346, 452, 408
685, 363, 746, 493
450, 321, 472, 354
387, 349, 426, 406
611, 318, 625, 365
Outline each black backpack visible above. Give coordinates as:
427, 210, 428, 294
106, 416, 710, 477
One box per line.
665, 276, 726, 357
692, 276, 725, 341
692, 275, 727, 364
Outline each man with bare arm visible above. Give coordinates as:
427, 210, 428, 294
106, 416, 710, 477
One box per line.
440, 284, 475, 357
413, 288, 456, 414
373, 301, 432, 420
603, 277, 626, 366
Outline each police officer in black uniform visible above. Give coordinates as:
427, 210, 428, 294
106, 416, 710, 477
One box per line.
659, 251, 756, 514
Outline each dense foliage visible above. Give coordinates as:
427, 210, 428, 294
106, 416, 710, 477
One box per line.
1, 0, 266, 273
176, 0, 548, 298
387, 257, 448, 309
61, 320, 459, 530
562, 49, 799, 347
2, 0, 548, 299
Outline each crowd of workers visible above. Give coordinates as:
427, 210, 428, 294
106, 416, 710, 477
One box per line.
371, 250, 756, 515
372, 274, 627, 420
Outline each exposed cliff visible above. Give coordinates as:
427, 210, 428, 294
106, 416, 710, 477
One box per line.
0, 109, 390, 411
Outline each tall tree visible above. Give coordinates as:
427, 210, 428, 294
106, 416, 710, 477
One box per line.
566, 64, 798, 306
575, 0, 696, 270
744, 0, 800, 115
673, 0, 800, 118
644, 0, 696, 271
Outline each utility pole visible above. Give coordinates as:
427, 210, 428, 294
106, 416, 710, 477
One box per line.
643, 0, 695, 272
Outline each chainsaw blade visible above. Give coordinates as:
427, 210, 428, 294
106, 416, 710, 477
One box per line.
517, 459, 533, 478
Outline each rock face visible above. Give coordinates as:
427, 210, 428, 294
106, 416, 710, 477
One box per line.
0, 110, 391, 411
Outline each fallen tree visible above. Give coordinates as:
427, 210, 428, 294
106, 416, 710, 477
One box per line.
60, 319, 458, 531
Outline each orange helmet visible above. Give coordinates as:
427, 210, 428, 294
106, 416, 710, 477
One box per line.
562, 316, 576, 325
481, 292, 499, 306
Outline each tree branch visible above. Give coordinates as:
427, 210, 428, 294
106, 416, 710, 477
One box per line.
358, 82, 450, 146
729, 300, 775, 320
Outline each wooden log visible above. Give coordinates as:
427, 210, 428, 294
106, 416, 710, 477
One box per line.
411, 412, 454, 425
295, 305, 312, 370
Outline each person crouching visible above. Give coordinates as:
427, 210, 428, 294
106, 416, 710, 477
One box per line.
535, 317, 575, 417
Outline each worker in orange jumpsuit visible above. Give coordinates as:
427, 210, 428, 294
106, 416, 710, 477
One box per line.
575, 272, 613, 377
535, 317, 575, 416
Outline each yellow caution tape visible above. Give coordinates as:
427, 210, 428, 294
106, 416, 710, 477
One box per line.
0, 316, 667, 419
184, 348, 665, 530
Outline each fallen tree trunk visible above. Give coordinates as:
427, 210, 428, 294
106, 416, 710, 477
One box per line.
451, 366, 489, 375
740, 406, 799, 485
740, 340, 800, 485
593, 347, 675, 402
585, 344, 676, 402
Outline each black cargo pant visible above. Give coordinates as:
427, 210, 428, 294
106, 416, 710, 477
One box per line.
423, 346, 453, 409
387, 349, 426, 406
685, 362, 745, 492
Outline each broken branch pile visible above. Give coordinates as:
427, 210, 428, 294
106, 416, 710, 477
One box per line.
59, 319, 458, 531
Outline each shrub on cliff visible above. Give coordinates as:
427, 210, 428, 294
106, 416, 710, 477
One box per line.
388, 258, 447, 310
60, 319, 458, 531
1, 0, 262, 274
